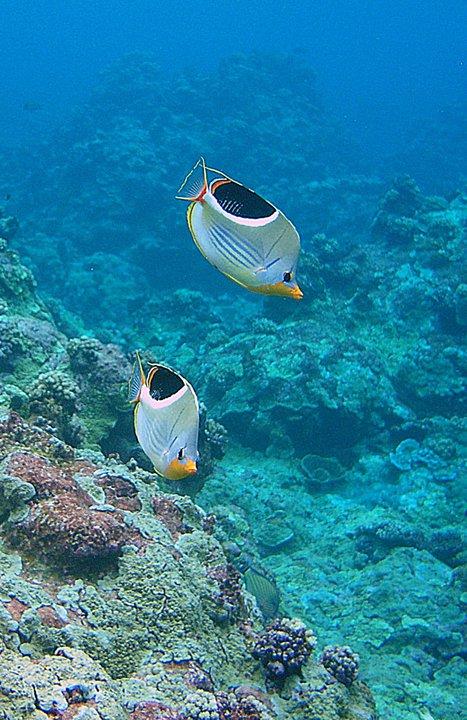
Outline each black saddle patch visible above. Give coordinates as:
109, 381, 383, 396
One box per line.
149, 366, 184, 400
213, 180, 276, 219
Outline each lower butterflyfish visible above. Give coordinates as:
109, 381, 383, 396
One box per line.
176, 157, 303, 300
129, 352, 199, 480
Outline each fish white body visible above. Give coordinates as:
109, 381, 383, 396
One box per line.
178, 159, 303, 299
130, 357, 199, 480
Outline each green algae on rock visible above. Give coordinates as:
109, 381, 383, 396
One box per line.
0, 413, 377, 720
0, 647, 126, 719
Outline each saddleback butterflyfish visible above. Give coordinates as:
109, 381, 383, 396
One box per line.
176, 158, 303, 299
129, 352, 199, 480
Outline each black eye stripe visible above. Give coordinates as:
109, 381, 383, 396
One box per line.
212, 180, 276, 219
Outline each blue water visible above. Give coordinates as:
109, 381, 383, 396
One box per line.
2, 0, 465, 156
0, 2, 466, 719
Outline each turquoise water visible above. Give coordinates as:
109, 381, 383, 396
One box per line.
0, 3, 465, 719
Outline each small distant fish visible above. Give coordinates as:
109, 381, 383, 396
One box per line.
418, 710, 435, 720
129, 352, 199, 480
176, 158, 303, 300
244, 567, 280, 619
22, 100, 42, 113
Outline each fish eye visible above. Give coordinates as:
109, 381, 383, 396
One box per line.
283, 271, 292, 283
177, 448, 184, 461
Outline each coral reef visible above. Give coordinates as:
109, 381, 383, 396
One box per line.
0, 52, 465, 720
0, 220, 227, 484
208, 562, 245, 623
0, 647, 126, 719
0, 413, 376, 720
321, 645, 360, 687
300, 454, 345, 492
252, 618, 316, 688
2, 53, 372, 343
0, 222, 128, 450
199, 441, 465, 720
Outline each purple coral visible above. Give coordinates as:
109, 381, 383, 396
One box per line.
208, 563, 244, 622
6, 450, 142, 564
130, 701, 179, 720
216, 688, 271, 720
321, 644, 360, 687
252, 618, 316, 687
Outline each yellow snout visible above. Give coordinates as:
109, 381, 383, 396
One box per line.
259, 281, 304, 300
165, 458, 198, 480
289, 284, 304, 300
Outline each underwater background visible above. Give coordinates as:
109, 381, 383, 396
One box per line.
0, 2, 465, 719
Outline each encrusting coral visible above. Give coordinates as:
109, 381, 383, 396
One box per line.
0, 412, 376, 720
299, 454, 345, 492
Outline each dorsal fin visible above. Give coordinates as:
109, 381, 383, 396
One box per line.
129, 351, 146, 403
176, 157, 208, 201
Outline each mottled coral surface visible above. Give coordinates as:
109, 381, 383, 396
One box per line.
0, 413, 376, 720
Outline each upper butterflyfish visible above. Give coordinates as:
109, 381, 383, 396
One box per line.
129, 352, 199, 480
176, 158, 303, 299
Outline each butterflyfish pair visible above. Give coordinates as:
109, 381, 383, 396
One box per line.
176, 158, 303, 300
129, 353, 199, 480
130, 162, 301, 476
